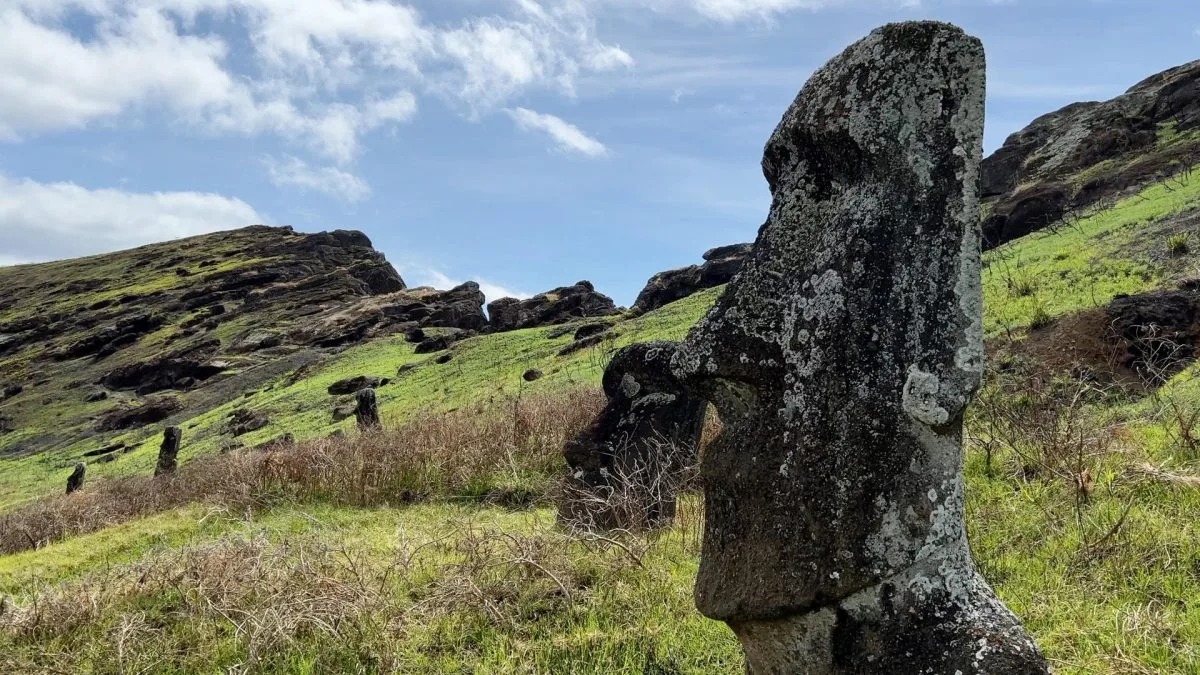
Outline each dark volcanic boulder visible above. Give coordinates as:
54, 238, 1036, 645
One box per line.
95, 397, 183, 432
2, 384, 22, 399
227, 408, 270, 436
487, 281, 619, 332
560, 342, 706, 531
632, 243, 752, 314
327, 376, 382, 395
981, 59, 1200, 248
101, 358, 226, 395
671, 22, 1047, 673
1107, 285, 1200, 381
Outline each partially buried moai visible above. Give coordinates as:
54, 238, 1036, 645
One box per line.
560, 341, 706, 531
66, 462, 86, 494
355, 387, 382, 430
671, 22, 1048, 673
155, 426, 181, 477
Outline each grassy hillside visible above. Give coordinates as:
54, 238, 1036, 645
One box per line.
2, 170, 1200, 672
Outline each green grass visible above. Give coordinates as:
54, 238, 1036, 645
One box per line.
4, 164, 1200, 671
982, 172, 1200, 337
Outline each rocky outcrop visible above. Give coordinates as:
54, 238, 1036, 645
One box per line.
227, 409, 270, 436
95, 397, 183, 432
328, 376, 384, 396
632, 244, 752, 314
560, 342, 706, 531
982, 59, 1200, 248
487, 282, 620, 332
671, 22, 1046, 673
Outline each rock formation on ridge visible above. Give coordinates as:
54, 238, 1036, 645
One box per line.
487, 281, 620, 332
631, 243, 752, 314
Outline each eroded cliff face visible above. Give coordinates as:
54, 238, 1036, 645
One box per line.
981, 59, 1200, 248
0, 225, 484, 459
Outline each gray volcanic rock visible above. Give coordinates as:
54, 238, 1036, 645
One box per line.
632, 243, 753, 314
982, 59, 1200, 248
487, 281, 619, 332
560, 341, 705, 531
671, 22, 1046, 673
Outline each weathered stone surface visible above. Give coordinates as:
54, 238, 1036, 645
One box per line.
66, 462, 86, 494
632, 243, 753, 314
355, 387, 382, 430
671, 22, 1046, 672
488, 281, 620, 332
155, 426, 182, 476
560, 341, 706, 531
100, 357, 225, 395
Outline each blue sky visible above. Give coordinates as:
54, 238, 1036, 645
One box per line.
1, 0, 1197, 306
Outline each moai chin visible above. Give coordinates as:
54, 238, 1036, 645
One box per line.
671, 21, 1048, 673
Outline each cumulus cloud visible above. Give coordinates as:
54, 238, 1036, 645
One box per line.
264, 155, 372, 202
0, 0, 632, 163
0, 175, 262, 263
507, 107, 609, 157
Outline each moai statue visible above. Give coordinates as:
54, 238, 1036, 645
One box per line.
355, 387, 382, 430
671, 22, 1048, 674
66, 462, 86, 494
155, 426, 182, 477
560, 342, 706, 531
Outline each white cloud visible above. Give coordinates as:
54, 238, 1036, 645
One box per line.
0, 0, 631, 162
264, 155, 371, 202
407, 268, 529, 304
0, 254, 28, 267
507, 107, 609, 157
0, 175, 262, 263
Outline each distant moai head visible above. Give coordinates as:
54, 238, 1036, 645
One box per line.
155, 426, 182, 477
561, 341, 706, 531
66, 462, 87, 494
355, 387, 382, 430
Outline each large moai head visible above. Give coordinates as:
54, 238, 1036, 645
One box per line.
672, 21, 1046, 672
561, 341, 706, 530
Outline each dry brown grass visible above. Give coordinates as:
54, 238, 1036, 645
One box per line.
0, 389, 605, 556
